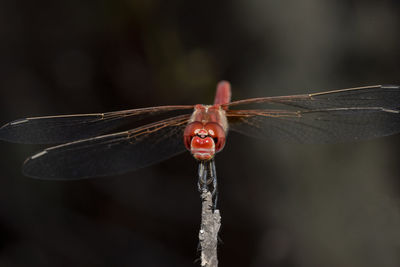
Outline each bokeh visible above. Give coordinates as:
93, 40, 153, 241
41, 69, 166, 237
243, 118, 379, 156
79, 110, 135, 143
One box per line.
0, 0, 400, 266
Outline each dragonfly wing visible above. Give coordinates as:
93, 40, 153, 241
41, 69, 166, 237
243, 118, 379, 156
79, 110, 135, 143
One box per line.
226, 85, 400, 110
0, 105, 193, 144
228, 107, 400, 144
23, 114, 190, 179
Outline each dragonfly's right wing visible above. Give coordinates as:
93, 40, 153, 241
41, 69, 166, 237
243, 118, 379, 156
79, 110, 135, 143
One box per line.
23, 114, 191, 180
0, 105, 194, 144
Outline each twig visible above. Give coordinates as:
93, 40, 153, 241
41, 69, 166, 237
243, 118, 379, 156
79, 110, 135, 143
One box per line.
199, 189, 221, 267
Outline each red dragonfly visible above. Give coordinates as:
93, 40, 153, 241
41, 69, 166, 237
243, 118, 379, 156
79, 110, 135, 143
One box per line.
0, 81, 400, 181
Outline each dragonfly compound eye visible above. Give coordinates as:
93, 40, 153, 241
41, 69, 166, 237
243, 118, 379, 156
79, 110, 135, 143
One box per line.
204, 122, 226, 152
183, 121, 204, 151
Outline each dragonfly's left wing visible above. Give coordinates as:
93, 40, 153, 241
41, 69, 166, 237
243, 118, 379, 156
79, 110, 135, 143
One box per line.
227, 107, 400, 144
225, 85, 400, 110
226, 85, 400, 143
23, 114, 190, 179
0, 105, 194, 144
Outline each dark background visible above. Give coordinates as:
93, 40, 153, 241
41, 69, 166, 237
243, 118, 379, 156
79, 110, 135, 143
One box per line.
1, 0, 400, 266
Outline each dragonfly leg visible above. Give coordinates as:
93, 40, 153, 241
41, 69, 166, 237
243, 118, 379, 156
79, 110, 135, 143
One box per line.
198, 160, 216, 188
209, 159, 218, 209
197, 161, 208, 192
197, 159, 218, 209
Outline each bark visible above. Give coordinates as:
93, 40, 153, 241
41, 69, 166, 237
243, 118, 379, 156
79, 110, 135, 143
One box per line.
199, 189, 221, 267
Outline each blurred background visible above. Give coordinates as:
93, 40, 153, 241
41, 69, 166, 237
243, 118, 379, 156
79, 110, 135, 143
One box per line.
0, 0, 400, 266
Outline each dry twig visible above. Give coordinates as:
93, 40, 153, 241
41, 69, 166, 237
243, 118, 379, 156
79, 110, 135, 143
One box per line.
199, 189, 221, 267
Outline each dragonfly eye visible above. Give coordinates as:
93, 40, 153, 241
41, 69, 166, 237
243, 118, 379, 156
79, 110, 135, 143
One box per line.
214, 136, 225, 152
183, 121, 204, 151
204, 122, 226, 152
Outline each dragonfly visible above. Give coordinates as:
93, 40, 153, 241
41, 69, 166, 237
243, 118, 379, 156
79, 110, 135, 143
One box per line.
1, 81, 400, 194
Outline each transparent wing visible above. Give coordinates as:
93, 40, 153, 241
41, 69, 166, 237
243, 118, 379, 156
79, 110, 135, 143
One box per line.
225, 85, 400, 110
23, 114, 191, 179
227, 107, 400, 144
0, 105, 194, 144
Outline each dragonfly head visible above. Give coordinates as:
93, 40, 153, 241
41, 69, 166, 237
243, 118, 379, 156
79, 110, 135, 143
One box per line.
184, 122, 226, 161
